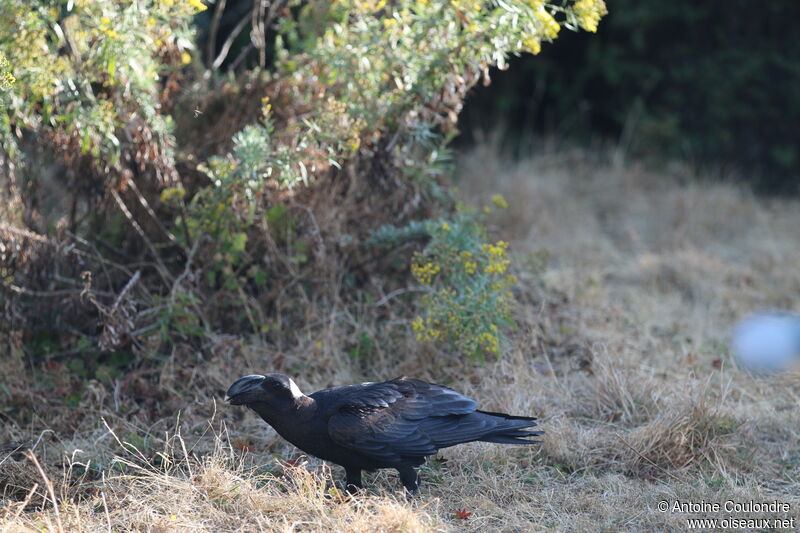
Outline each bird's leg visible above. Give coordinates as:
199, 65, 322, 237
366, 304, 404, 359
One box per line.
344, 467, 363, 495
397, 466, 419, 497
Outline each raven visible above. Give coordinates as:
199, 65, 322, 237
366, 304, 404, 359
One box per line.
225, 373, 543, 494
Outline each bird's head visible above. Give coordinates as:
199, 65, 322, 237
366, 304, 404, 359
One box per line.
225, 373, 305, 407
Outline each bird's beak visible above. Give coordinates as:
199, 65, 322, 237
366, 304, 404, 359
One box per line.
225, 374, 266, 404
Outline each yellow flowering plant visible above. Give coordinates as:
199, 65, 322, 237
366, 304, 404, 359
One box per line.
409, 199, 517, 361
0, 0, 203, 162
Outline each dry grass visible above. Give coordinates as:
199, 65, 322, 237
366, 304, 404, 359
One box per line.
4, 145, 800, 531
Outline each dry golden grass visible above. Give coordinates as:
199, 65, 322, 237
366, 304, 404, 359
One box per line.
4, 146, 800, 532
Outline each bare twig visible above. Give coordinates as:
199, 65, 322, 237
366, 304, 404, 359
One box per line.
124, 176, 181, 248
374, 286, 430, 307
212, 14, 251, 70
229, 42, 254, 72
100, 476, 112, 533
1, 483, 38, 533
27, 451, 64, 533
66, 231, 135, 281
290, 204, 325, 259
109, 270, 141, 315
175, 234, 203, 286
0, 441, 32, 468
53, 273, 114, 294
259, 0, 269, 68
252, 0, 268, 68
207, 0, 228, 69
1, 281, 92, 298
228, 0, 289, 71
110, 189, 173, 284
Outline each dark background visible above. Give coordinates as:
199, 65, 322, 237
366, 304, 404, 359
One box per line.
456, 0, 800, 192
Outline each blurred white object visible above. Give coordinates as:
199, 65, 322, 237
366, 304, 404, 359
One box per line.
732, 313, 800, 374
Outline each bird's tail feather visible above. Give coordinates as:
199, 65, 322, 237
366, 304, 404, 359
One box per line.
477, 409, 538, 422
481, 430, 544, 445
476, 410, 543, 444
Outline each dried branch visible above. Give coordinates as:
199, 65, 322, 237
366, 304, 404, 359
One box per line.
26, 451, 64, 533
109, 270, 141, 315
212, 14, 251, 70
124, 176, 181, 249
1, 281, 104, 298
207, 0, 228, 69
374, 286, 430, 307
110, 189, 173, 284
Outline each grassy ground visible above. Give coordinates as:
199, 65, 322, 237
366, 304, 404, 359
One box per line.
3, 146, 800, 532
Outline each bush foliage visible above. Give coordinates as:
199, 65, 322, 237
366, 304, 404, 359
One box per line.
1, 0, 605, 370
408, 204, 517, 360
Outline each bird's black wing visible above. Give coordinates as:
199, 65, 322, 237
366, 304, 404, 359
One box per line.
326, 378, 477, 463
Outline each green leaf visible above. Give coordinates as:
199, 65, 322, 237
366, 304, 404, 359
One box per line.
232, 232, 248, 252
81, 130, 91, 153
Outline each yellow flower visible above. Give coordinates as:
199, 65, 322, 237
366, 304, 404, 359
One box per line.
491, 193, 509, 209
181, 51, 192, 64
484, 241, 509, 257
535, 10, 560, 39
0, 54, 15, 89
187, 0, 208, 12
523, 38, 542, 55
478, 332, 499, 353
483, 241, 510, 274
361, 0, 386, 11
261, 96, 272, 115
441, 221, 451, 232
573, 0, 606, 33
411, 261, 441, 285
412, 317, 425, 332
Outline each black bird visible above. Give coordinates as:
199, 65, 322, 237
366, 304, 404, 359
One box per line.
225, 373, 543, 494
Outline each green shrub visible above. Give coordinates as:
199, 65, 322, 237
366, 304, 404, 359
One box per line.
201, 0, 610, 190
1, 0, 606, 363
0, 0, 203, 164
409, 201, 517, 361
369, 196, 517, 361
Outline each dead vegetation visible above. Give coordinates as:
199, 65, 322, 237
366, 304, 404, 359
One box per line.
3, 146, 800, 531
